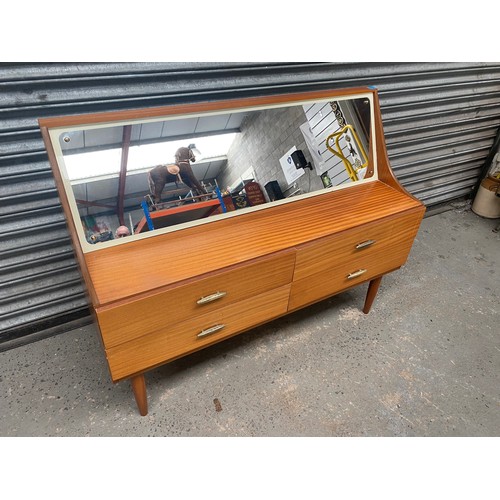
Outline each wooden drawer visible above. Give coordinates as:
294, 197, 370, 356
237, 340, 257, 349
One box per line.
289, 240, 413, 311
289, 210, 423, 311
97, 250, 295, 348
105, 284, 291, 381
293, 209, 423, 281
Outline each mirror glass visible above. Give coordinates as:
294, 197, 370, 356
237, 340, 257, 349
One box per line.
49, 92, 376, 251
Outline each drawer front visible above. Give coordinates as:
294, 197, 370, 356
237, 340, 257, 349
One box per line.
293, 209, 422, 281
289, 227, 419, 311
105, 284, 291, 381
97, 250, 295, 348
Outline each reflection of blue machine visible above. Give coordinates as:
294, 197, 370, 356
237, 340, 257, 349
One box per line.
141, 200, 155, 231
134, 195, 226, 234
325, 125, 368, 182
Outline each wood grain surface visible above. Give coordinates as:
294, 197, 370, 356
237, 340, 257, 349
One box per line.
86, 181, 422, 306
293, 208, 423, 281
97, 251, 295, 348
289, 230, 418, 311
106, 285, 291, 381
38, 87, 373, 128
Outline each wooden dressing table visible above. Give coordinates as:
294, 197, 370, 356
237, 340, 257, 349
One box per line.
39, 87, 425, 415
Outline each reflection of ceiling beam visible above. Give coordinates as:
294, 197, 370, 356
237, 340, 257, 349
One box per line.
75, 199, 116, 209
77, 187, 191, 207
117, 125, 132, 226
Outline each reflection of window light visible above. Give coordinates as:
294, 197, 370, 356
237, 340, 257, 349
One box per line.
64, 133, 238, 181
64, 149, 122, 181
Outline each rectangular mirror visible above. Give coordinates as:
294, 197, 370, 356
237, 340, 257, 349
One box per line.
41, 89, 377, 252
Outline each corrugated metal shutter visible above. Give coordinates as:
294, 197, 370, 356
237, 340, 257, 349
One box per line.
1, 62, 499, 348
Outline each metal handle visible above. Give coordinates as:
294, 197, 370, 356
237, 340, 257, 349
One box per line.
355, 239, 376, 249
196, 291, 227, 305
347, 269, 367, 280
197, 324, 225, 338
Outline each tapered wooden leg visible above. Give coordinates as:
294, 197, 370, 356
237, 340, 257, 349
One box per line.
130, 374, 148, 416
363, 276, 382, 314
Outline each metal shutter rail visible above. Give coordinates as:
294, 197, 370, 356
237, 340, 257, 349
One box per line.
1, 62, 499, 347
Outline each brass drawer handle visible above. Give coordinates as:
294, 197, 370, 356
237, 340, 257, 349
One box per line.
196, 291, 227, 305
355, 239, 376, 249
197, 324, 225, 338
347, 269, 367, 280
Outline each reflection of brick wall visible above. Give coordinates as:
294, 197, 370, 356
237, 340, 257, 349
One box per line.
218, 105, 323, 198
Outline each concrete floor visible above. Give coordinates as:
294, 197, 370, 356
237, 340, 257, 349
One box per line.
0, 204, 499, 437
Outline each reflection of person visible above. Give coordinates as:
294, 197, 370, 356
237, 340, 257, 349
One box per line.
115, 225, 131, 238
174, 146, 207, 197
148, 145, 207, 204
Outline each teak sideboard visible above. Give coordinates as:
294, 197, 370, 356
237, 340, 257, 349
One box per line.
39, 87, 425, 416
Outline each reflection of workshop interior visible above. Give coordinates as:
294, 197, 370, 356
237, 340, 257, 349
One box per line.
325, 125, 369, 182
61, 98, 371, 242
134, 198, 222, 233
63, 111, 248, 234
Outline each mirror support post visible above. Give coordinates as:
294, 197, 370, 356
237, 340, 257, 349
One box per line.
117, 125, 132, 226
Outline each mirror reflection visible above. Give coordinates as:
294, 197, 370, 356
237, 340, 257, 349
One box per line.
58, 96, 373, 247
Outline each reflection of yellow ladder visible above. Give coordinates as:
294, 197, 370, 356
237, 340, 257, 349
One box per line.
325, 125, 368, 182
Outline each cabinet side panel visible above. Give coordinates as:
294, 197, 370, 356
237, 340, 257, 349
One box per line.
372, 92, 425, 205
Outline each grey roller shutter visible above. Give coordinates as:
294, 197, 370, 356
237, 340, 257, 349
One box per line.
1, 62, 499, 348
